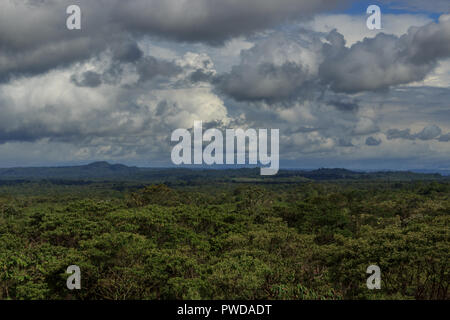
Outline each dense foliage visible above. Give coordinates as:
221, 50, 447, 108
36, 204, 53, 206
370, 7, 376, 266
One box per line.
0, 178, 448, 300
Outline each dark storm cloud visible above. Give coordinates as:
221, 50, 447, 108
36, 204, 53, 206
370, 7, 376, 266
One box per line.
329, 100, 360, 112
213, 17, 450, 103
0, 0, 348, 82
338, 137, 354, 147
438, 133, 450, 142
212, 30, 325, 103
112, 0, 348, 44
366, 136, 382, 146
69, 52, 182, 88
1, 0, 448, 93
71, 71, 102, 88
386, 128, 416, 140
0, 1, 114, 81
386, 125, 443, 141
0, 98, 157, 146
215, 62, 313, 102
0, 37, 107, 83
319, 17, 450, 93
111, 40, 144, 63
415, 125, 442, 140
190, 70, 215, 83
136, 56, 182, 83
0, 105, 84, 144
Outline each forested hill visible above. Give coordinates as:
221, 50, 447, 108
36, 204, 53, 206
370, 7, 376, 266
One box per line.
0, 162, 446, 182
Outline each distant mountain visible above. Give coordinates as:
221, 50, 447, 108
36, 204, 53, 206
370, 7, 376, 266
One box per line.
0, 161, 140, 180
0, 163, 446, 182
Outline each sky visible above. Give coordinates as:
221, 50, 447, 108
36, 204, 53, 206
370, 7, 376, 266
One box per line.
0, 0, 449, 170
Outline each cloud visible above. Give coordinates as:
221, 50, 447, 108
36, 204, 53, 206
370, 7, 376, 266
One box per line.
215, 16, 450, 103
0, 1, 114, 81
1, 1, 448, 94
71, 71, 102, 88
214, 31, 324, 102
330, 100, 359, 112
0, 52, 230, 151
438, 133, 450, 142
386, 128, 415, 140
415, 125, 442, 140
112, 0, 348, 44
110, 40, 144, 63
353, 117, 379, 135
216, 62, 313, 102
0, 2, 449, 169
366, 136, 382, 146
0, 0, 349, 82
319, 17, 450, 93
303, 13, 433, 46
273, 97, 381, 156
136, 56, 182, 83
386, 125, 444, 141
